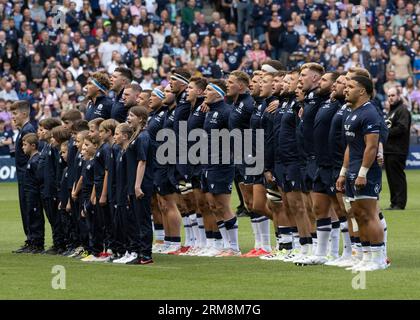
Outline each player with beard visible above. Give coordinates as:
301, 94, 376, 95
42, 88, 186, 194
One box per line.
110, 67, 134, 123
324, 75, 355, 267
298, 72, 341, 265
295, 63, 326, 263
336, 75, 388, 271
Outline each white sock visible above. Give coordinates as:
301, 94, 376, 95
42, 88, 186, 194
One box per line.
371, 243, 385, 264
258, 217, 271, 252
251, 218, 261, 249
183, 216, 193, 247
214, 238, 223, 249
225, 217, 239, 252
311, 234, 318, 256
197, 214, 207, 247
361, 243, 372, 263
329, 220, 340, 258
217, 221, 230, 249
379, 212, 388, 258
190, 213, 200, 247
154, 227, 165, 242
340, 220, 352, 257
292, 232, 300, 249
301, 243, 310, 256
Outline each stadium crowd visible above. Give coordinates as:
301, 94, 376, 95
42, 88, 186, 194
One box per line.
0, 0, 418, 271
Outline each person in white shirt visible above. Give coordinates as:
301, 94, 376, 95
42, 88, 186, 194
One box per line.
98, 33, 121, 67
128, 16, 144, 37
67, 57, 83, 80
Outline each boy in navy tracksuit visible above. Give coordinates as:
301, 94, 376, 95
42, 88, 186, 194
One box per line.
22, 133, 44, 253
91, 119, 118, 261
51, 124, 73, 254
70, 130, 90, 258
10, 101, 36, 253
37, 118, 66, 254
61, 111, 84, 252
111, 123, 133, 262
78, 135, 98, 261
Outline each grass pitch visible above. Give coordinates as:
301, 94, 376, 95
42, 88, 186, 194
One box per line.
1, 172, 420, 299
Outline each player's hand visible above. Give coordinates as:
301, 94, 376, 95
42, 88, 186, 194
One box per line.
91, 197, 96, 205
336, 176, 346, 192
264, 171, 274, 184
200, 103, 209, 113
355, 176, 367, 190
135, 186, 144, 199
71, 192, 78, 201
298, 107, 304, 118
66, 200, 71, 213
266, 100, 279, 113
81, 210, 86, 218
99, 194, 107, 206
377, 152, 384, 167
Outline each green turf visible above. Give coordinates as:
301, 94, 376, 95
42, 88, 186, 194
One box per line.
1, 171, 420, 300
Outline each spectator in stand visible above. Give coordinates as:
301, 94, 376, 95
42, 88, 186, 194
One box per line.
388, 45, 413, 86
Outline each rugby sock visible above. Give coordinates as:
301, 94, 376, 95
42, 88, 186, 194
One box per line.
154, 224, 165, 242
278, 226, 293, 250
379, 212, 388, 258
316, 218, 331, 257
311, 232, 318, 256
339, 217, 352, 257
275, 227, 282, 250
216, 220, 230, 249
225, 217, 239, 252
354, 237, 363, 259
189, 213, 200, 247
361, 241, 372, 263
291, 227, 300, 249
164, 236, 171, 247
171, 236, 181, 248
251, 218, 261, 249
257, 216, 271, 252
299, 237, 309, 255
370, 242, 385, 264
205, 231, 213, 248
307, 237, 313, 255
329, 220, 340, 258
182, 216, 193, 247
197, 214, 207, 248
213, 231, 223, 249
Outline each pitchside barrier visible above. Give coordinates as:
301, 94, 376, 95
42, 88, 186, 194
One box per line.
1, 143, 420, 182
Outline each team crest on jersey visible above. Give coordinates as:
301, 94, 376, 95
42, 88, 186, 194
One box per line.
213, 112, 218, 118
96, 152, 100, 157
258, 105, 262, 111
228, 55, 237, 64
351, 115, 357, 121
48, 150, 51, 156
98, 104, 103, 110
87, 164, 91, 170
374, 184, 380, 194
238, 102, 244, 110
210, 184, 215, 189
308, 92, 314, 99
228, 184, 232, 191
159, 111, 165, 117
27, 163, 30, 169
65, 172, 68, 178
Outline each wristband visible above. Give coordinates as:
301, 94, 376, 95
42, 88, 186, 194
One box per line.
358, 166, 369, 178
339, 167, 347, 177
